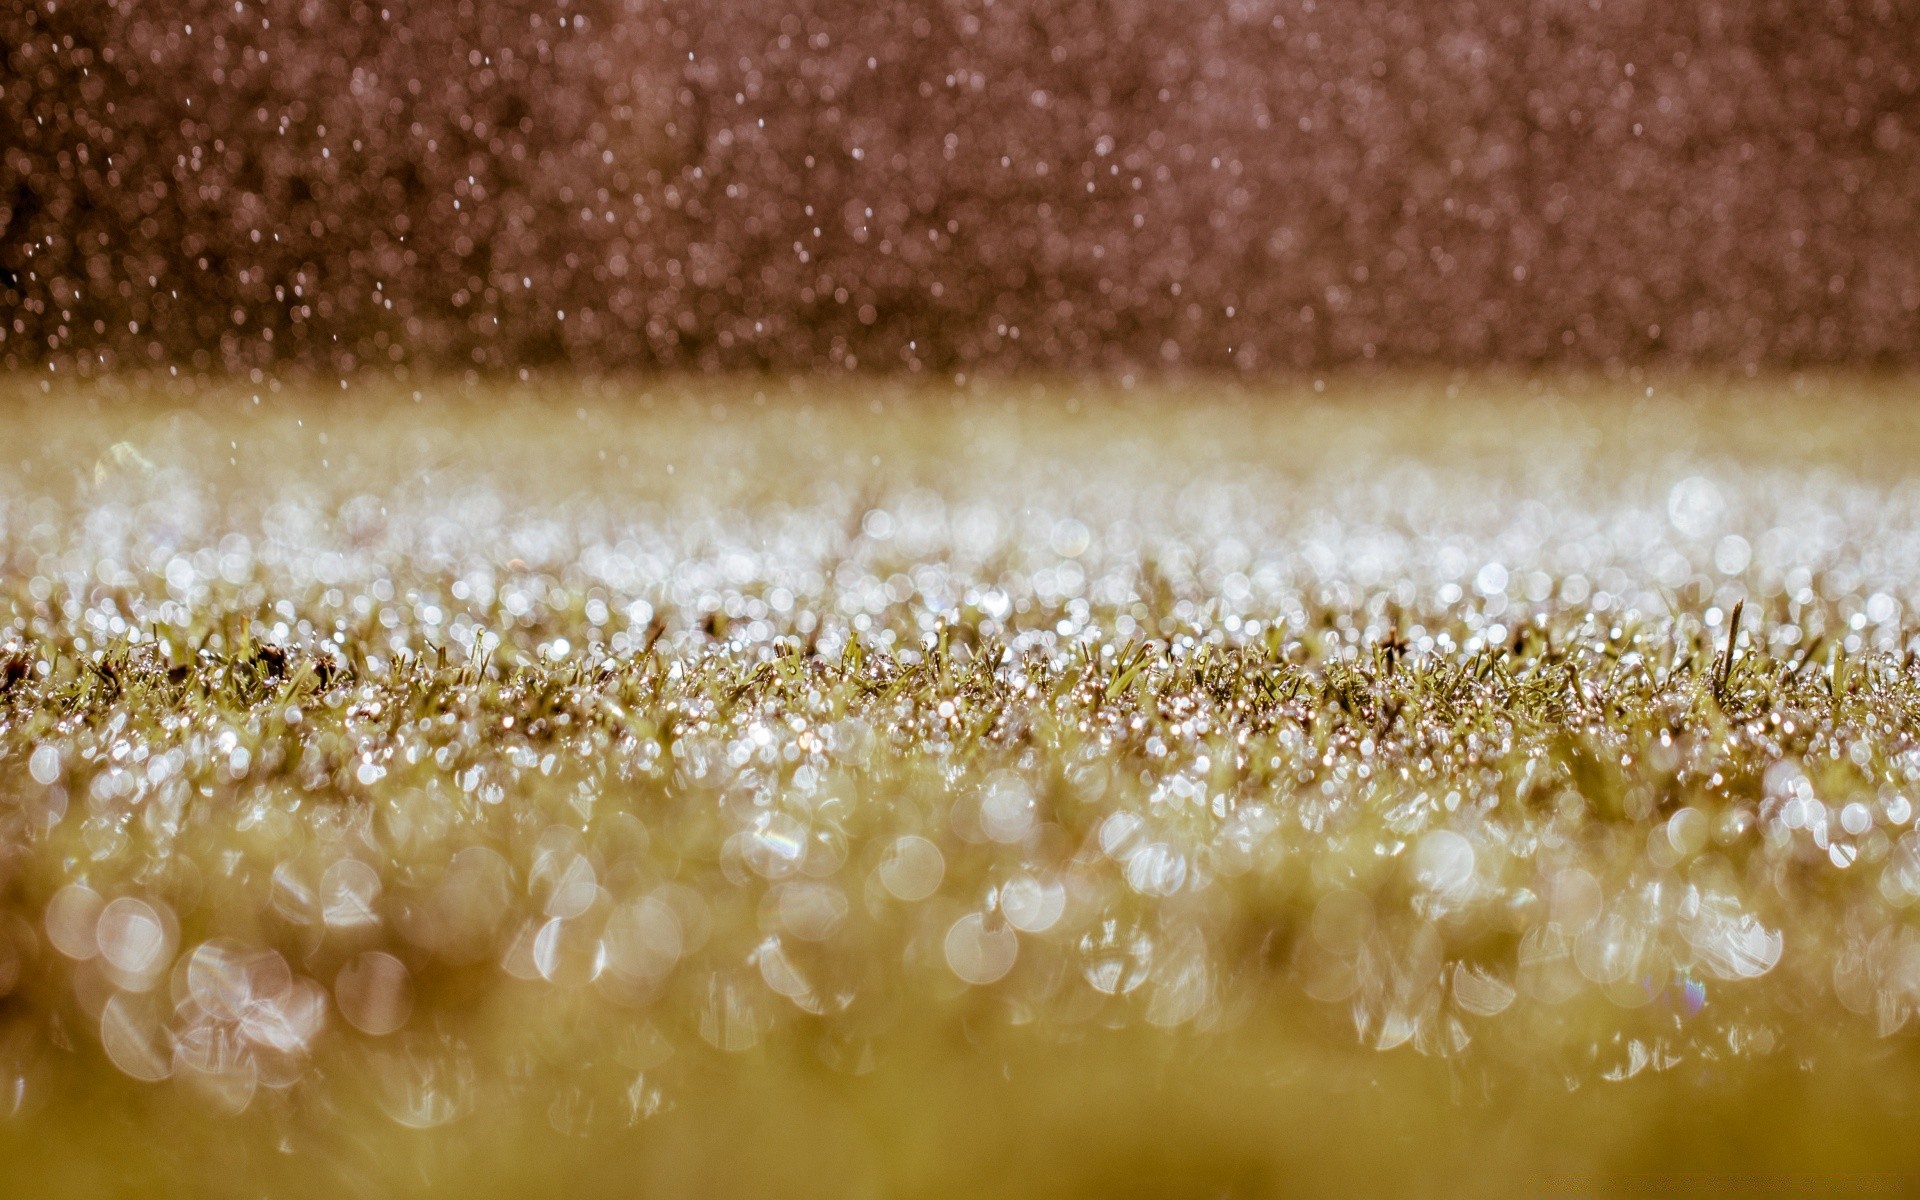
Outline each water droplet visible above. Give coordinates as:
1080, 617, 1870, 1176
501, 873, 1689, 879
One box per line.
96, 896, 173, 981
1000, 874, 1065, 933
335, 951, 413, 1035
754, 936, 814, 1000
243, 976, 330, 1056
100, 991, 173, 1082
1098, 811, 1146, 860
1080, 922, 1152, 995
28, 745, 61, 786
776, 881, 848, 941
945, 913, 1018, 985
270, 861, 318, 926
1840, 802, 1873, 837
45, 884, 105, 961
1449, 962, 1516, 1017
742, 812, 809, 880
877, 835, 944, 901
602, 895, 682, 983
188, 939, 292, 1022
374, 1034, 476, 1129
1574, 913, 1642, 985
1145, 953, 1211, 1027
1667, 475, 1726, 538
979, 773, 1038, 844
172, 1019, 258, 1115
1410, 830, 1476, 905
698, 972, 770, 1052
321, 858, 384, 931
1517, 926, 1584, 1004
1124, 843, 1189, 896
532, 916, 603, 986
1311, 889, 1374, 956
1666, 808, 1709, 857
1547, 868, 1602, 931
1687, 903, 1782, 980
537, 853, 598, 920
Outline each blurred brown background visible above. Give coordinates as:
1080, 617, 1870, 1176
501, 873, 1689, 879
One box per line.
4, 0, 1917, 376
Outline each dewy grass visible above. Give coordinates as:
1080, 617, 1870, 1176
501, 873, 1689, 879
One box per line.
3, 375, 1920, 1196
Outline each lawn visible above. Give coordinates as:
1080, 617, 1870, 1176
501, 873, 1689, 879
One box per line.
3, 373, 1920, 1196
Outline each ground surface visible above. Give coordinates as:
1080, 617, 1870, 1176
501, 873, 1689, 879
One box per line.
4, 374, 1920, 1196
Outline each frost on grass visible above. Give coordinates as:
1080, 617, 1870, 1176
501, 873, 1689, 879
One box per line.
2, 382, 1920, 1124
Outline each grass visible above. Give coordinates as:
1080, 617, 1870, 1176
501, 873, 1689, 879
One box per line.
3, 373, 1920, 1196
